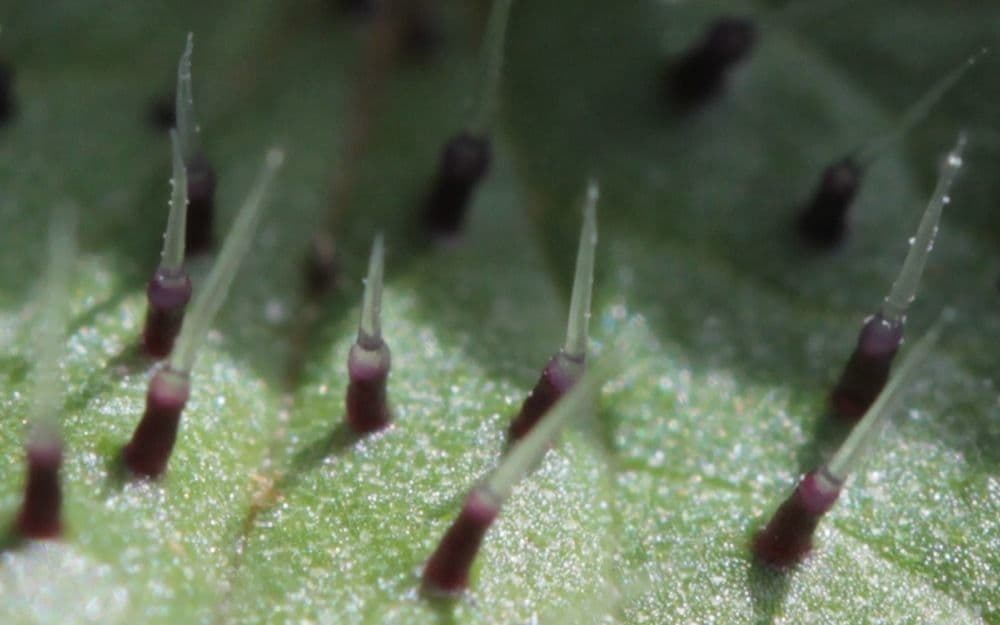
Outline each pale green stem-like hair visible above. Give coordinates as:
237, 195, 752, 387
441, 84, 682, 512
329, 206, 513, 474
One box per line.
825, 323, 941, 484
175, 33, 199, 162
485, 360, 610, 503
358, 233, 385, 346
170, 148, 285, 373
471, 0, 515, 133
563, 180, 599, 359
160, 129, 189, 272
881, 133, 965, 324
29, 207, 77, 442
856, 50, 985, 166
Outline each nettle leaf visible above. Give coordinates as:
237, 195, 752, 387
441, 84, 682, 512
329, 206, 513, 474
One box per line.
0, 1, 997, 623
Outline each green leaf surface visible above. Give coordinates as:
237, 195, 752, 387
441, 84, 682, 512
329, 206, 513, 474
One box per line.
0, 1, 997, 624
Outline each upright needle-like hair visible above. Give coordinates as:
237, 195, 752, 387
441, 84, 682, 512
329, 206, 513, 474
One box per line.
563, 181, 599, 359
470, 0, 515, 134
797, 51, 982, 248
161, 130, 189, 272
124, 148, 285, 478
345, 234, 393, 434
423, 362, 609, 595
175, 33, 198, 163
171, 149, 285, 374
421, 0, 515, 236
174, 33, 217, 253
28, 208, 75, 435
855, 50, 986, 167
358, 233, 384, 346
831, 134, 964, 420
754, 324, 940, 568
508, 181, 599, 441
16, 207, 76, 540
881, 134, 966, 324
142, 129, 192, 358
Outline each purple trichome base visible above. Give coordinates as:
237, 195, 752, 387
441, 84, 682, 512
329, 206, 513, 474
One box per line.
508, 350, 584, 441
831, 312, 904, 421
305, 234, 340, 296
345, 339, 392, 434
123, 366, 191, 478
400, 0, 441, 58
753, 469, 841, 568
796, 158, 862, 248
185, 153, 217, 254
422, 132, 492, 236
422, 486, 500, 595
0, 62, 14, 123
668, 16, 756, 108
142, 268, 192, 358
15, 436, 64, 540
423, 365, 606, 595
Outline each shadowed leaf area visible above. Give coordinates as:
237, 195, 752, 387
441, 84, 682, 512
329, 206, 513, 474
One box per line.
0, 0, 997, 623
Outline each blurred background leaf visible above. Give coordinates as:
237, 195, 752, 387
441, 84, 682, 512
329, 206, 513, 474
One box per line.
0, 0, 996, 623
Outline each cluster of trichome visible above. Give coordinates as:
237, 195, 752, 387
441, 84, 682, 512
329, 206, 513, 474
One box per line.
3, 3, 982, 617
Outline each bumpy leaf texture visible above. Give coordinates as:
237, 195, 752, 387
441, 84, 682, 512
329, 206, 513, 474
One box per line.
0, 0, 997, 623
